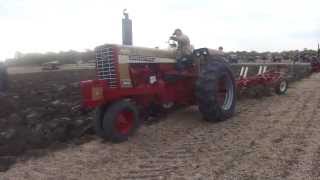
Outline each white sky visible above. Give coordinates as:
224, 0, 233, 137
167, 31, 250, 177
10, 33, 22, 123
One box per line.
0, 0, 319, 60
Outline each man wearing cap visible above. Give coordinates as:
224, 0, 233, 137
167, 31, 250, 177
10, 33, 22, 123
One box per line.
170, 29, 193, 70
218, 46, 224, 53
0, 62, 8, 94
170, 29, 192, 59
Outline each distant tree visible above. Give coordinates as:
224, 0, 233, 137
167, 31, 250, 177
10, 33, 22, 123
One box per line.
6, 49, 95, 66
14, 51, 23, 59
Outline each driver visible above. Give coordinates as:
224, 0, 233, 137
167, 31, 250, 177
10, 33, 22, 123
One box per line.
170, 29, 192, 59
170, 29, 193, 71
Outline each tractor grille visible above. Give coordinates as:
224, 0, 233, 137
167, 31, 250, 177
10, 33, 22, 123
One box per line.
95, 46, 118, 88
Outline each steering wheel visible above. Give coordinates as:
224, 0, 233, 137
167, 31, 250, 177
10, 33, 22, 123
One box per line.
168, 39, 177, 48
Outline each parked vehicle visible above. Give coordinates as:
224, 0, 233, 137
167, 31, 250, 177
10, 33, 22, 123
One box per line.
42, 61, 60, 71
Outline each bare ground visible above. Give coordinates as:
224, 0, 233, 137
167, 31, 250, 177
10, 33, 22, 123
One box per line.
1, 72, 320, 179
0, 70, 96, 171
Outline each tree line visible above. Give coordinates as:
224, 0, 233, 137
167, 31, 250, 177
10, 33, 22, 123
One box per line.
4, 48, 318, 66
5, 50, 95, 66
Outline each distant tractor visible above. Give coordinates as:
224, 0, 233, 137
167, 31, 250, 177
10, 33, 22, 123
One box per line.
42, 61, 60, 71
80, 44, 288, 142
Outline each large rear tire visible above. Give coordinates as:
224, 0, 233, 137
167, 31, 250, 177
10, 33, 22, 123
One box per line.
96, 100, 141, 142
196, 59, 236, 122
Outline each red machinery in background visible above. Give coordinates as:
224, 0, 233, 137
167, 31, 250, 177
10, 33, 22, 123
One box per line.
236, 65, 288, 94
311, 44, 320, 72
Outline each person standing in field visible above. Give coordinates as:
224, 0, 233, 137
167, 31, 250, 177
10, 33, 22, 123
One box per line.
218, 46, 224, 53
0, 62, 9, 94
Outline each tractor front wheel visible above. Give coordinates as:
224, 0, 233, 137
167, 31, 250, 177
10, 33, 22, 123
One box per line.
95, 100, 140, 142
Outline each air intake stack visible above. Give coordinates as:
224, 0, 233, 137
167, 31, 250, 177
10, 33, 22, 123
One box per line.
122, 9, 133, 46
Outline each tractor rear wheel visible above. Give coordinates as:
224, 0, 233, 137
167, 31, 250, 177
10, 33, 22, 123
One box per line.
196, 59, 236, 122
275, 79, 288, 95
95, 100, 140, 142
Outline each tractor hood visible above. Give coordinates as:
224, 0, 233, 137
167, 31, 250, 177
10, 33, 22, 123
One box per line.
98, 44, 177, 59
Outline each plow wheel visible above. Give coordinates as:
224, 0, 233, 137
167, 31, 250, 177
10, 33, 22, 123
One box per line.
95, 100, 140, 142
275, 79, 288, 95
196, 59, 236, 122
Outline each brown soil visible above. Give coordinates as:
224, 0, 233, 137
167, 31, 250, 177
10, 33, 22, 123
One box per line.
0, 70, 95, 171
1, 70, 320, 180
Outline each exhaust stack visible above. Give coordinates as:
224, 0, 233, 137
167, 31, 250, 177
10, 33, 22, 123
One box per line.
122, 9, 133, 46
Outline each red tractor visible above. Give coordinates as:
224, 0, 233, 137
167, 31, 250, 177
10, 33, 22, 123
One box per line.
80, 44, 287, 142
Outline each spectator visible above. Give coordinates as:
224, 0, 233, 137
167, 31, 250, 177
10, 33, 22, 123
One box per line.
0, 62, 9, 94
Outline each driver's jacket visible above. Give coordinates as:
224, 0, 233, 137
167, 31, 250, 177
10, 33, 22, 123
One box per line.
174, 34, 192, 59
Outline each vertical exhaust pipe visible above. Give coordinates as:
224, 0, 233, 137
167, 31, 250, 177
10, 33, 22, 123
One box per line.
122, 9, 133, 46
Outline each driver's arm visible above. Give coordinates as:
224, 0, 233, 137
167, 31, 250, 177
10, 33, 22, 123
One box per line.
170, 36, 178, 41
170, 36, 188, 44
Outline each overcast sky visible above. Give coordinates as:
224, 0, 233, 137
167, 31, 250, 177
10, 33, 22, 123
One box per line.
0, 0, 319, 60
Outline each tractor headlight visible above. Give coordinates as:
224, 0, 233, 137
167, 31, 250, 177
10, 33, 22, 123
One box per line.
202, 51, 208, 55
193, 48, 210, 57
91, 86, 103, 101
